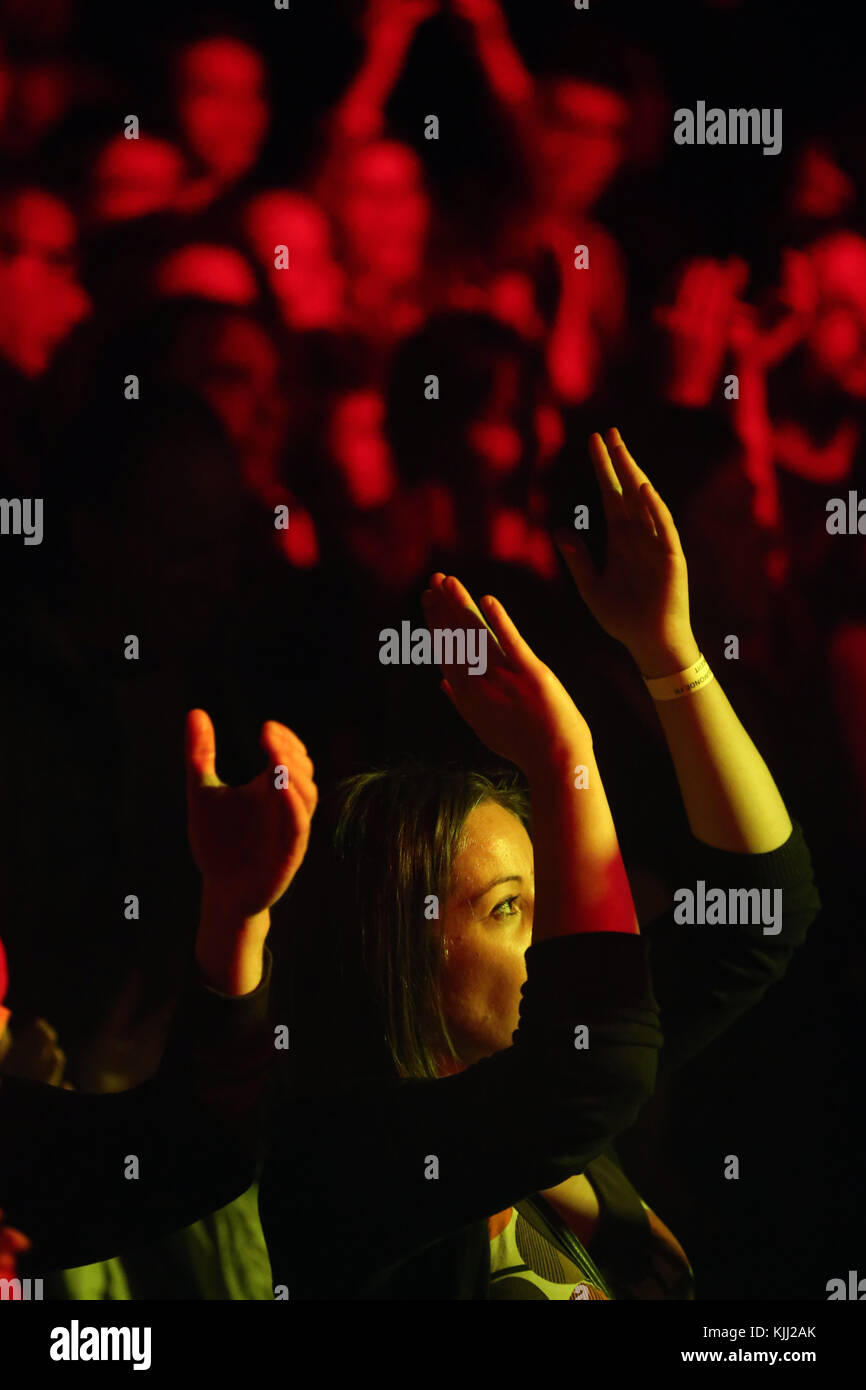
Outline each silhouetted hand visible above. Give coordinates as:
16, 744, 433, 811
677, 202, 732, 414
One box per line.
186, 709, 318, 921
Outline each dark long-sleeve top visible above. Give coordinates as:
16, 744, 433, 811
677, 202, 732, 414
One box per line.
259, 823, 820, 1299
0, 950, 273, 1274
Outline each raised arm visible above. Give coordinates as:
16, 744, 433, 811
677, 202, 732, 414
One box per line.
448, 0, 534, 110
186, 708, 318, 993
329, 0, 438, 145
557, 431, 820, 1071
1, 713, 318, 1274
422, 571, 639, 937
558, 429, 792, 853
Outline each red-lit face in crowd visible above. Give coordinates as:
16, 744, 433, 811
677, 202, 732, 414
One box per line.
791, 142, 854, 220
174, 38, 269, 182
537, 79, 629, 213
90, 134, 185, 222
438, 801, 534, 1066
179, 315, 289, 484
806, 236, 866, 397
329, 388, 395, 508
0, 190, 90, 375
335, 141, 429, 282
243, 192, 345, 329
154, 243, 259, 305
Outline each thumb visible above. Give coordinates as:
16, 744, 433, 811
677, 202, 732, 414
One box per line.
555, 530, 599, 602
185, 709, 219, 789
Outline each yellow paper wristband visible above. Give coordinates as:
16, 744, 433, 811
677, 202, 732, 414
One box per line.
642, 653, 715, 701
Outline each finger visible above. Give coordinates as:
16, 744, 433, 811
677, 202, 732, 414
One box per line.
261, 722, 313, 777
261, 726, 312, 779
640, 482, 681, 552
31, 1018, 58, 1044
185, 709, 219, 786
283, 778, 315, 847
430, 575, 500, 646
637, 493, 657, 536
268, 753, 318, 812
587, 432, 627, 521
555, 530, 600, 601
261, 720, 308, 757
287, 766, 319, 817
420, 581, 455, 634
606, 428, 652, 514
47, 1046, 66, 1087
606, 427, 647, 481
263, 753, 317, 800
254, 762, 316, 840
261, 721, 307, 761
478, 594, 536, 667
421, 583, 499, 691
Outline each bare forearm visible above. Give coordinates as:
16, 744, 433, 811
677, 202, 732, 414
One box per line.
634, 639, 792, 853
527, 744, 639, 942
195, 892, 269, 996
462, 9, 533, 108
332, 32, 412, 142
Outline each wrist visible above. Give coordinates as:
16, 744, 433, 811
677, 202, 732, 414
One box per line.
199, 887, 270, 937
196, 890, 270, 996
523, 734, 595, 790
629, 634, 701, 680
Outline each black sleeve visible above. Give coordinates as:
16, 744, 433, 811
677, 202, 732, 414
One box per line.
643, 821, 821, 1076
0, 950, 274, 1274
259, 932, 663, 1296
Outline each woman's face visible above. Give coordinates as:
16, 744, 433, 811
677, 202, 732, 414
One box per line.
243, 192, 345, 329
337, 142, 429, 280
175, 38, 269, 182
438, 801, 534, 1066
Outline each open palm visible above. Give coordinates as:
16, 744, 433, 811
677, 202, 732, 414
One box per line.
421, 574, 589, 774
557, 430, 697, 674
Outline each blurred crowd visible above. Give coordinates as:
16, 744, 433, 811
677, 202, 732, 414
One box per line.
0, 0, 864, 1299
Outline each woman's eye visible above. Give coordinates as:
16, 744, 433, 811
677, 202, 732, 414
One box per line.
491, 895, 521, 921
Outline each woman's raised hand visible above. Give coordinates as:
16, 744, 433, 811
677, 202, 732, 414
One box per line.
185, 709, 318, 921
421, 573, 590, 774
557, 430, 700, 678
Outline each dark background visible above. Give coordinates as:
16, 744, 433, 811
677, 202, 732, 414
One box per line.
1, 0, 863, 1299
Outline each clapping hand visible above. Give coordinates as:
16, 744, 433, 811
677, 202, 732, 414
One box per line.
557, 431, 699, 679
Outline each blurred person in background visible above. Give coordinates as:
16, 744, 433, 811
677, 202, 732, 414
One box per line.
169, 31, 270, 213
240, 189, 347, 334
